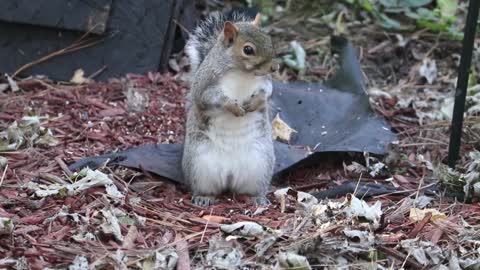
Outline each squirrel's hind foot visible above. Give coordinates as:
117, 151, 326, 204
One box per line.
252, 196, 270, 206
192, 196, 218, 207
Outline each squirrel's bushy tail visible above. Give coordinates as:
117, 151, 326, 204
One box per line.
185, 11, 250, 74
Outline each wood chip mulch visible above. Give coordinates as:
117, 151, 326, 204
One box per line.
0, 72, 479, 269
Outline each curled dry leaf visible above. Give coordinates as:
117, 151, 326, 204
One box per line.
0, 115, 59, 151
277, 252, 311, 270
274, 187, 318, 212
6, 74, 19, 92
220, 221, 265, 238
70, 69, 92, 85
409, 208, 446, 222
272, 113, 297, 143
345, 194, 383, 226
26, 168, 124, 199
206, 236, 243, 269
100, 208, 124, 242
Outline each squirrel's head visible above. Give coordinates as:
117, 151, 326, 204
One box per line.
222, 14, 279, 76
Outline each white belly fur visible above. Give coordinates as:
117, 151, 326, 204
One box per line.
192, 71, 272, 195
219, 70, 272, 103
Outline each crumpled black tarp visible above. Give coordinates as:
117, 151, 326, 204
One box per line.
68, 36, 397, 184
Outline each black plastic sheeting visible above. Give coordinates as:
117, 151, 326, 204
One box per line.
0, 0, 181, 81
68, 36, 397, 185
0, 0, 112, 35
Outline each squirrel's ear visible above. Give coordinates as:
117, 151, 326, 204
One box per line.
223, 21, 237, 46
252, 13, 261, 26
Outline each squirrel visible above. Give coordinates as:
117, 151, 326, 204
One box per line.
182, 11, 279, 206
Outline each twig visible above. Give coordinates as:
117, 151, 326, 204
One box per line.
126, 232, 203, 266
175, 238, 191, 270
425, 33, 441, 58
399, 142, 446, 147
293, 213, 311, 235
407, 212, 432, 239
353, 173, 363, 197
135, 203, 193, 225
373, 183, 436, 199
401, 250, 413, 269
376, 245, 423, 270
88, 65, 108, 80
38, 172, 68, 185
0, 164, 7, 188
200, 208, 213, 243
12, 26, 111, 78
12, 38, 103, 78
146, 217, 196, 232
414, 174, 425, 208
173, 19, 192, 36
55, 156, 73, 177
415, 137, 448, 145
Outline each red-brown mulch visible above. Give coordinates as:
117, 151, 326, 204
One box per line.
0, 73, 312, 268
0, 72, 478, 268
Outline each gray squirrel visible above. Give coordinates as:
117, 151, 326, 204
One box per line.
182, 11, 279, 206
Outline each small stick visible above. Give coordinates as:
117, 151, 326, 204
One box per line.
376, 245, 424, 270
55, 157, 73, 177
146, 217, 195, 232
172, 19, 192, 36
175, 239, 191, 270
38, 172, 68, 185
12, 24, 110, 78
407, 212, 432, 239
200, 208, 213, 243
0, 164, 7, 188
88, 65, 108, 80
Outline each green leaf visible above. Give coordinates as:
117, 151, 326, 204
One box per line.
375, 13, 403, 29
358, 0, 375, 13
384, 7, 409, 14
404, 8, 421, 19
416, 7, 441, 21
438, 0, 458, 19
379, 0, 400, 8
380, 0, 432, 8
417, 19, 449, 31
405, 0, 433, 7
118, 216, 135, 225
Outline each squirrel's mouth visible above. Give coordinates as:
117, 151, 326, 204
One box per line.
253, 71, 271, 76
252, 61, 279, 76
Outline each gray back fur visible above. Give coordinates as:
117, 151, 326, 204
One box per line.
185, 11, 250, 75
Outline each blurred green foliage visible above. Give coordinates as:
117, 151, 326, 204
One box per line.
345, 0, 463, 39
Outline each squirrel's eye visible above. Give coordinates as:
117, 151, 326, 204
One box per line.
243, 45, 255, 56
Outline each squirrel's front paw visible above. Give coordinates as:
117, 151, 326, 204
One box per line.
243, 89, 267, 112
225, 100, 246, 117
252, 196, 271, 206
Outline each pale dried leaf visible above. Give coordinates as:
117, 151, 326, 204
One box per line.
409, 208, 446, 222
220, 221, 264, 238
272, 113, 297, 142
70, 69, 91, 85
277, 252, 311, 270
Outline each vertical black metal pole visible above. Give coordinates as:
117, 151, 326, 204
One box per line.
448, 0, 480, 168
